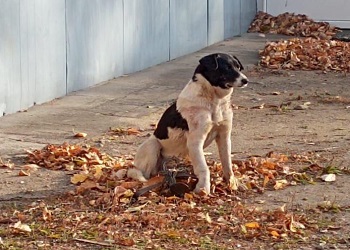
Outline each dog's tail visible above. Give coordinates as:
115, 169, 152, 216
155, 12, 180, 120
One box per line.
127, 135, 162, 182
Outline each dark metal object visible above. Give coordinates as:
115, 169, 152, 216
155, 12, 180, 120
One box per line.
132, 158, 197, 200
333, 29, 350, 42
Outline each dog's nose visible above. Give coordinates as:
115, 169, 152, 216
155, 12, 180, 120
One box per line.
241, 78, 248, 85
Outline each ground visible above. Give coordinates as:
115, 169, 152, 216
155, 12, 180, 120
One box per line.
0, 34, 349, 249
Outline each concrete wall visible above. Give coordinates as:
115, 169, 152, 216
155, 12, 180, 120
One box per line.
0, 0, 256, 117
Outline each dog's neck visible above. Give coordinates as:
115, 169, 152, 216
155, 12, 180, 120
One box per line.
177, 74, 232, 113
192, 74, 233, 99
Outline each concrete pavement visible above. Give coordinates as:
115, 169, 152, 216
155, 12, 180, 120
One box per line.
0, 33, 265, 159
0, 33, 267, 201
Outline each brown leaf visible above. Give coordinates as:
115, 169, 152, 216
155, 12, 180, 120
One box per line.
270, 230, 280, 237
76, 180, 97, 194
245, 222, 260, 229
71, 173, 89, 184
142, 175, 165, 188
118, 238, 134, 247
18, 170, 30, 176
274, 179, 288, 190
0, 158, 14, 169
42, 207, 52, 221
22, 164, 40, 172
120, 181, 140, 189
74, 132, 87, 138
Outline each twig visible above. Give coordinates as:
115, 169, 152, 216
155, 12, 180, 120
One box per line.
73, 238, 113, 247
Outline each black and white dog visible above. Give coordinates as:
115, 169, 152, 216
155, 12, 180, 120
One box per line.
128, 53, 248, 194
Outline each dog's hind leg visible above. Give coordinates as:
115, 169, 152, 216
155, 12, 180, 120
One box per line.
128, 135, 162, 181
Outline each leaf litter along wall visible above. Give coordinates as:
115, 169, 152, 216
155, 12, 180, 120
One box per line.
249, 12, 350, 72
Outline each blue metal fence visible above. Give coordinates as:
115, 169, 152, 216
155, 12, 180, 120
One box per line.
0, 0, 256, 116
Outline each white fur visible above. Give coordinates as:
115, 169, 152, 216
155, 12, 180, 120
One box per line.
129, 72, 248, 194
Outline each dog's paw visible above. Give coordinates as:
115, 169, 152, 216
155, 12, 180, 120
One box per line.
194, 181, 210, 195
127, 168, 148, 182
227, 175, 239, 191
227, 175, 247, 191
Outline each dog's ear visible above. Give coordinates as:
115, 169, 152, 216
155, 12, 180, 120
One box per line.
232, 55, 244, 71
199, 54, 219, 70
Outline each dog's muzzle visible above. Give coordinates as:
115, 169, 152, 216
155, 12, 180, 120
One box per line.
240, 78, 249, 88
226, 78, 248, 88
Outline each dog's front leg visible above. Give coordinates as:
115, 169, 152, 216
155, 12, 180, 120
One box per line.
216, 123, 238, 190
187, 132, 211, 194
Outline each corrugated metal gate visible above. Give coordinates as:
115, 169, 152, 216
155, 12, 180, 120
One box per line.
0, 0, 256, 117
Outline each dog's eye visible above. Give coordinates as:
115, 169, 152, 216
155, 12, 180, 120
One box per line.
224, 64, 232, 71
232, 61, 243, 71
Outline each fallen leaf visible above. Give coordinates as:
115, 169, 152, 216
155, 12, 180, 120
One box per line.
71, 173, 89, 184
74, 132, 87, 138
93, 165, 104, 180
0, 158, 14, 169
109, 127, 141, 136
126, 201, 150, 212
205, 213, 212, 224
270, 230, 280, 237
22, 164, 40, 172
120, 181, 140, 189
321, 173, 336, 182
18, 170, 30, 176
289, 216, 305, 232
184, 193, 194, 201
263, 175, 270, 187
274, 179, 288, 190
126, 128, 141, 135
294, 104, 309, 110
142, 176, 165, 188
118, 238, 134, 246
76, 180, 97, 194
279, 204, 287, 212
166, 230, 181, 238
245, 222, 260, 229
42, 207, 52, 221
114, 186, 127, 196
262, 161, 277, 170
11, 221, 31, 233
251, 103, 265, 109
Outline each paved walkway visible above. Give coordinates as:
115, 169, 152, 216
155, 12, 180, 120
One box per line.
0, 33, 265, 159
0, 33, 267, 201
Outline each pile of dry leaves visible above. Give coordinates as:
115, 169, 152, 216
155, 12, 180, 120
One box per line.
259, 37, 350, 71
0, 142, 337, 248
248, 11, 338, 39
249, 12, 350, 72
25, 143, 320, 205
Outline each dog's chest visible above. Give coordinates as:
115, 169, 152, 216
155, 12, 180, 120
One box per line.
211, 104, 226, 125
204, 105, 231, 145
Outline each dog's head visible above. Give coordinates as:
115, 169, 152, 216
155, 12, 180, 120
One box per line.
194, 53, 248, 89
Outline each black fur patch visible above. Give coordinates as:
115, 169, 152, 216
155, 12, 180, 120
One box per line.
154, 102, 189, 140
194, 53, 243, 89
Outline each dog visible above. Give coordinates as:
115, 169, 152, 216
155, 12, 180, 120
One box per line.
128, 53, 248, 194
